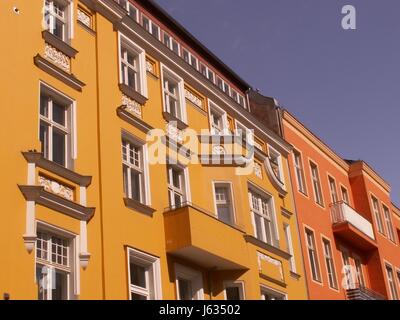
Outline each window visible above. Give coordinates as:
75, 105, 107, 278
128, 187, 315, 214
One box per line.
238, 95, 246, 108
128, 248, 161, 300
224, 282, 245, 300
293, 150, 307, 194
305, 228, 321, 282
44, 0, 70, 42
383, 205, 395, 242
322, 239, 338, 289
328, 176, 338, 203
260, 286, 286, 300
354, 256, 365, 287
209, 102, 228, 135
386, 264, 399, 300
397, 271, 400, 296
162, 66, 186, 122
249, 189, 279, 247
216, 76, 229, 94
118, 0, 138, 21
268, 147, 284, 184
371, 196, 385, 235
175, 264, 204, 300
310, 162, 324, 206
119, 34, 147, 96
341, 249, 355, 289
141, 15, 160, 39
167, 165, 189, 208
207, 69, 215, 83
36, 231, 73, 300
341, 186, 349, 204
122, 138, 147, 204
39, 87, 73, 168
214, 183, 235, 225
199, 62, 207, 77
284, 223, 296, 273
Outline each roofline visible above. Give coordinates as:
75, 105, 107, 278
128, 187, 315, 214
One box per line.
138, 0, 252, 92
281, 109, 350, 171
346, 160, 391, 193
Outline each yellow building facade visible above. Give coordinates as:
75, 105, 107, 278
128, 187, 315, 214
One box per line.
0, 0, 308, 300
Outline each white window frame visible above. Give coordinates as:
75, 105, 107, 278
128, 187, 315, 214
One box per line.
121, 131, 151, 205
223, 281, 245, 300
305, 227, 322, 283
39, 83, 75, 169
119, 0, 139, 21
353, 254, 365, 288
268, 145, 285, 185
340, 247, 355, 289
167, 162, 191, 208
385, 262, 399, 300
161, 64, 187, 123
284, 223, 296, 273
208, 100, 229, 135
248, 185, 279, 247
260, 285, 287, 300
371, 196, 385, 235
141, 14, 160, 40
292, 149, 307, 195
382, 204, 395, 242
340, 185, 350, 205
235, 120, 254, 146
322, 237, 338, 289
35, 222, 78, 300
327, 175, 339, 204
118, 32, 148, 98
127, 247, 162, 300
212, 181, 236, 226
175, 264, 204, 300
309, 161, 324, 207
44, 0, 73, 42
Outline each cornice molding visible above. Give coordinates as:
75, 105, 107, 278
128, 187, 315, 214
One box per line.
22, 151, 92, 187
18, 185, 95, 221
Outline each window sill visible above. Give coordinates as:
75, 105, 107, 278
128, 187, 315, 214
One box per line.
119, 83, 148, 106
42, 30, 78, 58
162, 111, 188, 130
124, 197, 156, 217
243, 234, 292, 260
290, 271, 302, 280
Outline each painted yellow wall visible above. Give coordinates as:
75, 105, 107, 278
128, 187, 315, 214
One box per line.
0, 0, 307, 300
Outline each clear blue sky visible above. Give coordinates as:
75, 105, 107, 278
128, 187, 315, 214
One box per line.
156, 0, 400, 205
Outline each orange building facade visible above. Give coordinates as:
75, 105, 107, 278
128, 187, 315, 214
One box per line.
282, 110, 400, 300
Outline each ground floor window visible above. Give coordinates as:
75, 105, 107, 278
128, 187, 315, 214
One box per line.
175, 264, 204, 300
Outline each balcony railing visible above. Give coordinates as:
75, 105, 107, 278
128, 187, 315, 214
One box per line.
346, 284, 385, 300
330, 201, 375, 240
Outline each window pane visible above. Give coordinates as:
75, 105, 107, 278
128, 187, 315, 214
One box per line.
36, 265, 49, 300
130, 263, 147, 288
130, 171, 141, 201
40, 96, 49, 117
178, 278, 192, 300
52, 270, 68, 300
172, 169, 181, 189
52, 129, 66, 166
226, 286, 241, 300
54, 18, 65, 40
254, 214, 263, 241
131, 293, 147, 300
40, 123, 49, 159
217, 206, 231, 224
52, 101, 66, 126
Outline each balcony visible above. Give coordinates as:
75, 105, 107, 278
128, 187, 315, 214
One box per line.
163, 203, 248, 270
330, 201, 377, 251
346, 284, 385, 300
